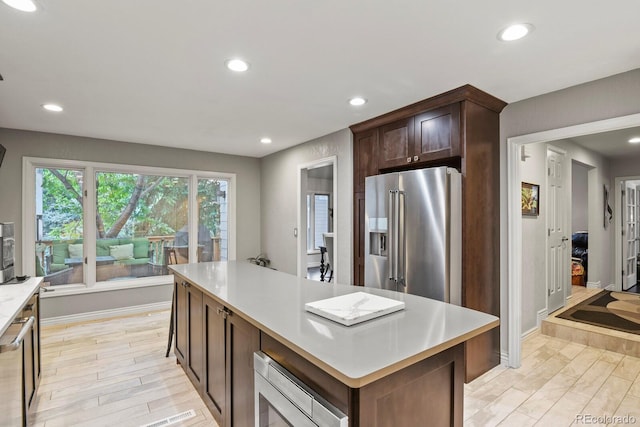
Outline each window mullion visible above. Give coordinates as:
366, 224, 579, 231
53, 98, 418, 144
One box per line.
84, 166, 97, 287
188, 175, 198, 262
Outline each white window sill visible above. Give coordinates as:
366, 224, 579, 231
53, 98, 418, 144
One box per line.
40, 275, 174, 298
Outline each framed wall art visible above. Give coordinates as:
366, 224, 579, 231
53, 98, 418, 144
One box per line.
521, 182, 539, 216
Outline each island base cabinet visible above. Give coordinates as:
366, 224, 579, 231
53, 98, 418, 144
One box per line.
261, 333, 464, 427
355, 344, 463, 427
203, 296, 225, 425
203, 295, 261, 427
173, 280, 204, 390
225, 311, 260, 427
174, 274, 260, 427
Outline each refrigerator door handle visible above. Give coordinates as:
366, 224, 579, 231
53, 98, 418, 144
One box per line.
392, 189, 400, 283
397, 191, 406, 286
388, 190, 395, 282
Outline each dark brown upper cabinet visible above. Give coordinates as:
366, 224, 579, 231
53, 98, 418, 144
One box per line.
353, 128, 378, 193
413, 104, 460, 162
378, 116, 414, 169
377, 105, 461, 170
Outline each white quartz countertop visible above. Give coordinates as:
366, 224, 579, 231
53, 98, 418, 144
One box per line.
0, 277, 42, 336
170, 261, 499, 387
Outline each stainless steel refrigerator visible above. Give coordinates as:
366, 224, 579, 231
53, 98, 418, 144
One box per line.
364, 166, 462, 304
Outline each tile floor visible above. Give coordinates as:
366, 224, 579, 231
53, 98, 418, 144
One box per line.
465, 286, 640, 426
32, 311, 216, 427
33, 289, 640, 426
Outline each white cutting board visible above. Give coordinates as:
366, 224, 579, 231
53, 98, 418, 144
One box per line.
304, 291, 405, 326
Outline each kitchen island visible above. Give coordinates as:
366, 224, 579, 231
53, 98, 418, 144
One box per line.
170, 261, 498, 427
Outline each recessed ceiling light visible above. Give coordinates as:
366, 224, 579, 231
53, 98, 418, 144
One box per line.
42, 103, 63, 112
349, 97, 367, 106
226, 59, 249, 72
260, 137, 272, 144
629, 137, 640, 144
498, 23, 534, 42
2, 0, 37, 12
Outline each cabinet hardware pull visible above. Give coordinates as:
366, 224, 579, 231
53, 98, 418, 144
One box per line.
406, 157, 412, 163
413, 155, 419, 161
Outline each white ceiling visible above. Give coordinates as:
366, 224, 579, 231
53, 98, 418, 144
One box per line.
569, 127, 640, 159
1, 1, 639, 158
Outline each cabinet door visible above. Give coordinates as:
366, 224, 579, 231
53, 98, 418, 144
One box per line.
23, 292, 39, 417
203, 295, 225, 426
413, 104, 460, 162
174, 281, 188, 366
186, 284, 204, 388
33, 294, 40, 389
23, 319, 35, 412
353, 129, 379, 193
226, 312, 260, 427
378, 117, 414, 169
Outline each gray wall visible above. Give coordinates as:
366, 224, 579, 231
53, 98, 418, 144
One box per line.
0, 128, 261, 318
572, 161, 589, 233
260, 129, 353, 284
500, 68, 640, 355
609, 154, 640, 180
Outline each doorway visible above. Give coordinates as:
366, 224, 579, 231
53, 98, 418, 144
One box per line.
297, 157, 337, 282
570, 161, 592, 292
616, 178, 640, 291
507, 112, 640, 368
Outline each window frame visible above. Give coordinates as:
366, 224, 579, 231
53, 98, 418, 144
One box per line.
22, 157, 236, 293
306, 192, 331, 254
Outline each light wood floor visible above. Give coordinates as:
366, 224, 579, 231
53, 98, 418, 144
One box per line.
465, 286, 640, 426
34, 297, 640, 427
33, 311, 216, 427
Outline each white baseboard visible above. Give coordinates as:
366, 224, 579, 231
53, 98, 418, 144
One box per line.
41, 301, 171, 326
587, 281, 601, 289
605, 283, 615, 291
536, 308, 548, 328
500, 351, 509, 366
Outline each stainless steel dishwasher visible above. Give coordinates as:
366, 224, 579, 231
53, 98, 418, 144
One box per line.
0, 316, 35, 427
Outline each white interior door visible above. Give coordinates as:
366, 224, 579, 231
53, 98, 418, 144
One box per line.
622, 181, 638, 290
547, 148, 568, 313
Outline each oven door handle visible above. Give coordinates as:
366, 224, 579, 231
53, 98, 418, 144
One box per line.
0, 316, 34, 353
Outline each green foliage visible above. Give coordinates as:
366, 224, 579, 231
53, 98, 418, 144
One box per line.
41, 169, 83, 239
40, 168, 226, 241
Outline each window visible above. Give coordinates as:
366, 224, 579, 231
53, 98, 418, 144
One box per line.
25, 158, 235, 289
306, 193, 330, 252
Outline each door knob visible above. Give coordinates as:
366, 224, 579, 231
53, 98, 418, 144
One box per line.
561, 237, 569, 242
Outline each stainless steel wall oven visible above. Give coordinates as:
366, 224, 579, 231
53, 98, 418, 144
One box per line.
0, 222, 15, 283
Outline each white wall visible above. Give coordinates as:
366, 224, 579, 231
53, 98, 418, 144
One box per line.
500, 67, 640, 357
572, 161, 589, 233
260, 129, 353, 284
519, 143, 547, 334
